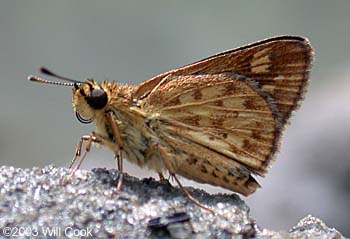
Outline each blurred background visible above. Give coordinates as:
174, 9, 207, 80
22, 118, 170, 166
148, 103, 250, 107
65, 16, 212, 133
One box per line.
0, 0, 349, 235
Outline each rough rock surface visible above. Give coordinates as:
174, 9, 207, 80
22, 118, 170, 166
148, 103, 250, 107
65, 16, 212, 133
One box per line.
0, 165, 345, 239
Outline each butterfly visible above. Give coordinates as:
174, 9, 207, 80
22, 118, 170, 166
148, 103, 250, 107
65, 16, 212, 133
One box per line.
29, 36, 313, 211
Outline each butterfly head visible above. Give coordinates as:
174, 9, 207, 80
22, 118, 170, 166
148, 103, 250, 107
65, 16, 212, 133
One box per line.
28, 67, 109, 124
72, 80, 108, 124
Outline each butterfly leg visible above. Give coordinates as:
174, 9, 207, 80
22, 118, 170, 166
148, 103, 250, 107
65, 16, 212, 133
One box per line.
115, 152, 123, 191
106, 111, 125, 191
158, 172, 165, 181
68, 133, 100, 169
158, 145, 214, 213
63, 133, 102, 184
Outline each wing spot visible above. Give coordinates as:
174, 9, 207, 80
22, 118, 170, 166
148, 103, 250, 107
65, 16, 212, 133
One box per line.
181, 115, 200, 126
192, 89, 203, 100
203, 159, 212, 166
242, 139, 258, 156
227, 168, 236, 177
201, 165, 208, 174
165, 97, 181, 106
243, 98, 263, 110
211, 117, 225, 127
186, 156, 198, 165
224, 83, 240, 95
223, 176, 230, 183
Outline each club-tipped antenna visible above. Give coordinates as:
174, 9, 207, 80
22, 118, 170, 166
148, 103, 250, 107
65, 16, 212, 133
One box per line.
27, 75, 77, 86
27, 67, 84, 86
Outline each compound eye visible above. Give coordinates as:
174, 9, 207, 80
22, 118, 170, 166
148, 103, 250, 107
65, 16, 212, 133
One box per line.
86, 89, 108, 109
75, 112, 93, 124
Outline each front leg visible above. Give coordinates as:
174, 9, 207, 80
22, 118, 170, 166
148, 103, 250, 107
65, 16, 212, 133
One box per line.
68, 133, 101, 169
63, 132, 104, 184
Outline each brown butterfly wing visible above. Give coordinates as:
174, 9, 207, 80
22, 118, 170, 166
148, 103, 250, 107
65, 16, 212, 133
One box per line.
134, 36, 313, 194
134, 35, 313, 125
144, 73, 277, 172
141, 73, 278, 195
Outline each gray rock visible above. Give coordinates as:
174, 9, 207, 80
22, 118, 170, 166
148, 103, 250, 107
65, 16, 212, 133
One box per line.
0, 165, 345, 239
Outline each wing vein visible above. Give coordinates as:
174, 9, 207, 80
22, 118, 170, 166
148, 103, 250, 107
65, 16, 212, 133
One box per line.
161, 118, 265, 164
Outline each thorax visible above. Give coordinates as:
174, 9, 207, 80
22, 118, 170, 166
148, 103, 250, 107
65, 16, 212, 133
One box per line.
94, 103, 164, 171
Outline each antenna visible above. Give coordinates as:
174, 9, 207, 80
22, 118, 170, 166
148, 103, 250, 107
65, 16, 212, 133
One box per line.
27, 67, 84, 86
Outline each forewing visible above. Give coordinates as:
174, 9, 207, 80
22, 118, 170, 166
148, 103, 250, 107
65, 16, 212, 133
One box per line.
134, 36, 313, 125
